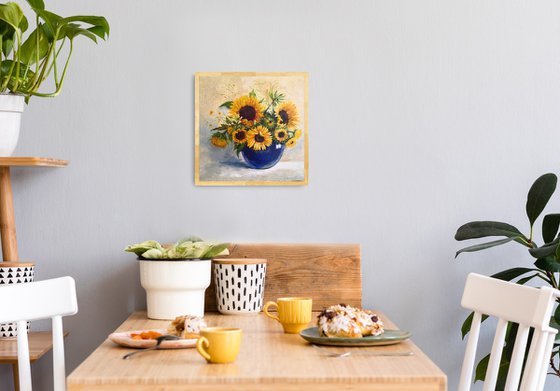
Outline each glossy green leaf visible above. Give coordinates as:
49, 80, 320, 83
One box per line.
535, 257, 560, 272
142, 248, 166, 259
202, 243, 230, 259
528, 238, 560, 258
491, 267, 534, 282
516, 273, 538, 285
0, 21, 15, 56
1, 34, 14, 57
20, 25, 49, 64
0, 3, 28, 33
0, 60, 32, 79
526, 173, 557, 227
219, 101, 233, 109
86, 25, 107, 40
25, 0, 45, 10
32, 8, 62, 41
455, 221, 526, 241
455, 237, 516, 258
124, 240, 164, 257
542, 214, 560, 244
61, 16, 109, 39
60, 23, 97, 42
554, 305, 560, 326
474, 353, 509, 387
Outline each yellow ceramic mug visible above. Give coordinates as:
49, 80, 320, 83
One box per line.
264, 297, 313, 334
196, 327, 242, 364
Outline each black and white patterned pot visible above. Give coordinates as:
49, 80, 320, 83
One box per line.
0, 262, 34, 338
213, 259, 267, 315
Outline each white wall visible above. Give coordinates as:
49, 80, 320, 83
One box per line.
1, 0, 559, 389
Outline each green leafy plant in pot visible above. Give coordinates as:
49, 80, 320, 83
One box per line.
0, 0, 109, 155
455, 173, 560, 388
125, 237, 229, 320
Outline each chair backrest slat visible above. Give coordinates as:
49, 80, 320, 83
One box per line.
482, 318, 508, 391
0, 277, 78, 391
459, 273, 560, 391
504, 324, 530, 391
458, 311, 483, 391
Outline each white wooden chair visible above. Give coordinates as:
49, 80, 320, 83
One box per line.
0, 276, 78, 391
459, 272, 560, 391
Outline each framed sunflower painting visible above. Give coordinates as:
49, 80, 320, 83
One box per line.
195, 72, 308, 186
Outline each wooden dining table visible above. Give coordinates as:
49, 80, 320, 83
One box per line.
67, 311, 447, 391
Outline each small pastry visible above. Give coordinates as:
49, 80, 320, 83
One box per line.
167, 315, 207, 339
317, 304, 384, 338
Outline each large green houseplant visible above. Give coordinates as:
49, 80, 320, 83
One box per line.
455, 173, 560, 388
0, 0, 109, 155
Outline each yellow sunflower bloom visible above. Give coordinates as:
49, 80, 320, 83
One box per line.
274, 128, 289, 142
275, 101, 299, 129
294, 129, 302, 140
232, 129, 248, 144
247, 126, 273, 151
230, 95, 264, 126
286, 138, 297, 148
211, 135, 227, 148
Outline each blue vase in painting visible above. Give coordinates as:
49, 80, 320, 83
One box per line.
241, 141, 285, 169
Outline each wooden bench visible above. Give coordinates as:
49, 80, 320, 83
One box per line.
205, 243, 361, 311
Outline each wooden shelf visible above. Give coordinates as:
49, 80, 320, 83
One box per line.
0, 156, 68, 262
0, 331, 68, 363
0, 157, 68, 167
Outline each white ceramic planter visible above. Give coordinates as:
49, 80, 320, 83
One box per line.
213, 258, 267, 315
0, 262, 34, 338
139, 259, 211, 320
0, 94, 25, 157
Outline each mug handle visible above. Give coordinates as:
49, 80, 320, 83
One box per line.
263, 301, 280, 322
196, 336, 211, 361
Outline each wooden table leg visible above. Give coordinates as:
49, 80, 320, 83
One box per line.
12, 362, 19, 391
0, 166, 18, 261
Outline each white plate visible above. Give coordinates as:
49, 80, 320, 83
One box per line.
108, 329, 197, 349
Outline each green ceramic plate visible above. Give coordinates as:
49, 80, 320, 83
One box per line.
299, 327, 412, 347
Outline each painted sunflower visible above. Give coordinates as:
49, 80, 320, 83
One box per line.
230, 95, 264, 126
274, 128, 289, 142
232, 129, 248, 144
275, 101, 299, 129
247, 126, 273, 151
294, 129, 302, 140
286, 138, 297, 148
211, 135, 227, 148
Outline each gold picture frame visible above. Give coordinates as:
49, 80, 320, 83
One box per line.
195, 72, 308, 186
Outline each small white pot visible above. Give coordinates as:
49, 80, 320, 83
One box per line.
0, 262, 34, 338
213, 258, 267, 315
139, 259, 211, 320
0, 94, 25, 157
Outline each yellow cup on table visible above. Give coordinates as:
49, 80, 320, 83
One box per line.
196, 327, 242, 364
263, 297, 313, 334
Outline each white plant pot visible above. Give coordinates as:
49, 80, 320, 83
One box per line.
0, 94, 24, 157
139, 259, 211, 320
213, 259, 267, 315
0, 262, 34, 338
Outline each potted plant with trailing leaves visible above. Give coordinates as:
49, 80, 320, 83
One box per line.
0, 0, 109, 155
125, 237, 229, 320
455, 173, 560, 388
